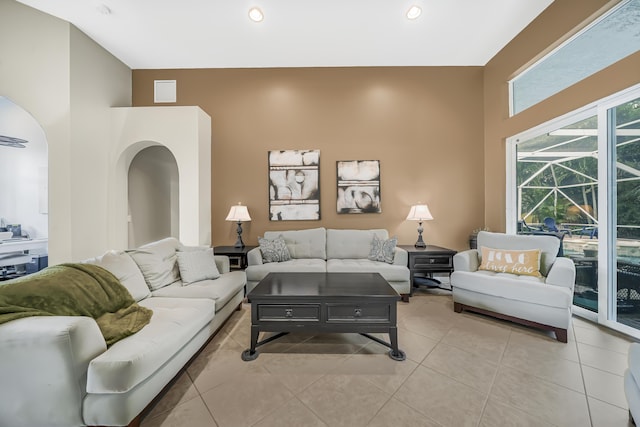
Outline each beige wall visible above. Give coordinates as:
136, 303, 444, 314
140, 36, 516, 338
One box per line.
483, 0, 640, 232
0, 0, 131, 262
132, 67, 485, 251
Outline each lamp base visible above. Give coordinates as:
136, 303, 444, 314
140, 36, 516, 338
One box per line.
415, 221, 426, 248
234, 221, 245, 248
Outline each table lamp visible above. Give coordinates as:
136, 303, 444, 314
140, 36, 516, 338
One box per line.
406, 204, 433, 248
225, 203, 251, 248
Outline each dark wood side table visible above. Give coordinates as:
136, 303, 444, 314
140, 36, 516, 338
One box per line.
398, 245, 457, 296
213, 245, 257, 270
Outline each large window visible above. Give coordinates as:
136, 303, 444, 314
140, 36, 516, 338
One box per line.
507, 84, 640, 338
510, 0, 640, 115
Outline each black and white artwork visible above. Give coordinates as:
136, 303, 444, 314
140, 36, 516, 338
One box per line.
337, 160, 381, 214
268, 150, 320, 220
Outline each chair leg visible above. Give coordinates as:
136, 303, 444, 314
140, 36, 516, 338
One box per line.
401, 294, 410, 303
453, 302, 463, 313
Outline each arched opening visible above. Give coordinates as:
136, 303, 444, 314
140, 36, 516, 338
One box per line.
0, 96, 49, 278
127, 145, 179, 248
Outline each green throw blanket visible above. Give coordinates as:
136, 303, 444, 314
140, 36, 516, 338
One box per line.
0, 263, 152, 346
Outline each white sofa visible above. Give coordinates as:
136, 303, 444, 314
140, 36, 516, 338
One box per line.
451, 231, 576, 342
0, 237, 246, 427
625, 342, 640, 425
246, 228, 411, 300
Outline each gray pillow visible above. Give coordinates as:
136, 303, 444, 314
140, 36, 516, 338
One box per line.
368, 234, 398, 264
258, 235, 292, 263
176, 248, 220, 285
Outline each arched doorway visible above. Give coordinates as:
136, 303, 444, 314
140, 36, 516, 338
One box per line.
127, 145, 179, 248
0, 97, 48, 238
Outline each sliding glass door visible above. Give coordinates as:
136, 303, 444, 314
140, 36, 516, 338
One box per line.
611, 96, 640, 330
508, 85, 640, 338
513, 114, 600, 314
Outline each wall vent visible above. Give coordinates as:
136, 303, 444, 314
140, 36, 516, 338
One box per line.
154, 80, 177, 103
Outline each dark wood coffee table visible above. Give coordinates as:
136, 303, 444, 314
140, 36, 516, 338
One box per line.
241, 272, 405, 361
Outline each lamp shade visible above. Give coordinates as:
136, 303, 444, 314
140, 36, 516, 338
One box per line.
225, 204, 251, 222
406, 204, 433, 221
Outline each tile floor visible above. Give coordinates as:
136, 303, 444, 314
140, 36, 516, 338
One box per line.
141, 290, 635, 427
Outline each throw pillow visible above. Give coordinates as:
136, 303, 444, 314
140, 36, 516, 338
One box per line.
176, 248, 220, 285
258, 235, 291, 263
478, 246, 542, 277
368, 234, 398, 264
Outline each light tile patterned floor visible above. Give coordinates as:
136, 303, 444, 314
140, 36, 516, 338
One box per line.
141, 291, 635, 427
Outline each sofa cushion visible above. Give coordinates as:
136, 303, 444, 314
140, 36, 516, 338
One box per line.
84, 250, 150, 302
327, 229, 389, 259
326, 259, 409, 282
478, 246, 542, 277
368, 234, 398, 264
258, 235, 291, 263
151, 271, 246, 311
246, 259, 326, 282
477, 231, 559, 276
176, 248, 220, 285
127, 237, 181, 291
451, 270, 572, 308
264, 228, 326, 259
86, 297, 214, 394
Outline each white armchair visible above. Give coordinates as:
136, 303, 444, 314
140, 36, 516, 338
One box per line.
625, 343, 640, 425
451, 231, 576, 342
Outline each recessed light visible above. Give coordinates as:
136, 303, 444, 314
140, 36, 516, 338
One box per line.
406, 5, 422, 20
248, 7, 264, 22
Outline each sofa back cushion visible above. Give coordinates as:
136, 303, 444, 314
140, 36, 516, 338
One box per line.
327, 229, 389, 259
477, 231, 559, 276
84, 250, 151, 301
127, 237, 182, 291
264, 227, 326, 259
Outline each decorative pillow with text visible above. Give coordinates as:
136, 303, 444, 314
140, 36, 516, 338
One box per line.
478, 246, 542, 277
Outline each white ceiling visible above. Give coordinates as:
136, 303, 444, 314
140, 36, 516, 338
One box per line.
16, 0, 554, 70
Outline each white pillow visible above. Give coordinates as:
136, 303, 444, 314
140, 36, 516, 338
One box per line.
176, 248, 220, 285
84, 250, 151, 302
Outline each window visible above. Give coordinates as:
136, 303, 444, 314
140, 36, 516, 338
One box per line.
510, 0, 640, 115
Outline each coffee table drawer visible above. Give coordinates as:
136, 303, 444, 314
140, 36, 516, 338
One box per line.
326, 304, 391, 322
257, 304, 320, 321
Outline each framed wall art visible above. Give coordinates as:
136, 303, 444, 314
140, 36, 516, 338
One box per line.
336, 160, 381, 214
268, 149, 320, 220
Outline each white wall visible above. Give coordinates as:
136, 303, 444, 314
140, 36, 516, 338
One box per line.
0, 1, 132, 263
0, 97, 48, 239
128, 146, 179, 247
110, 107, 212, 249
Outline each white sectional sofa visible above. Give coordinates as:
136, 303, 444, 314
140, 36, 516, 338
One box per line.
245, 228, 411, 300
0, 237, 246, 427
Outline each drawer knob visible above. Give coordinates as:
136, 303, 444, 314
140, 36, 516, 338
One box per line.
354, 308, 362, 317
285, 308, 293, 317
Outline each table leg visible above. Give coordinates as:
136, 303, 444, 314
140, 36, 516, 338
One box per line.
388, 326, 406, 361
241, 324, 260, 361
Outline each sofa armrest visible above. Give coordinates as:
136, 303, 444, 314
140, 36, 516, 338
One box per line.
545, 256, 576, 292
393, 246, 408, 266
214, 255, 231, 274
453, 249, 480, 272
0, 316, 106, 427
247, 247, 264, 266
